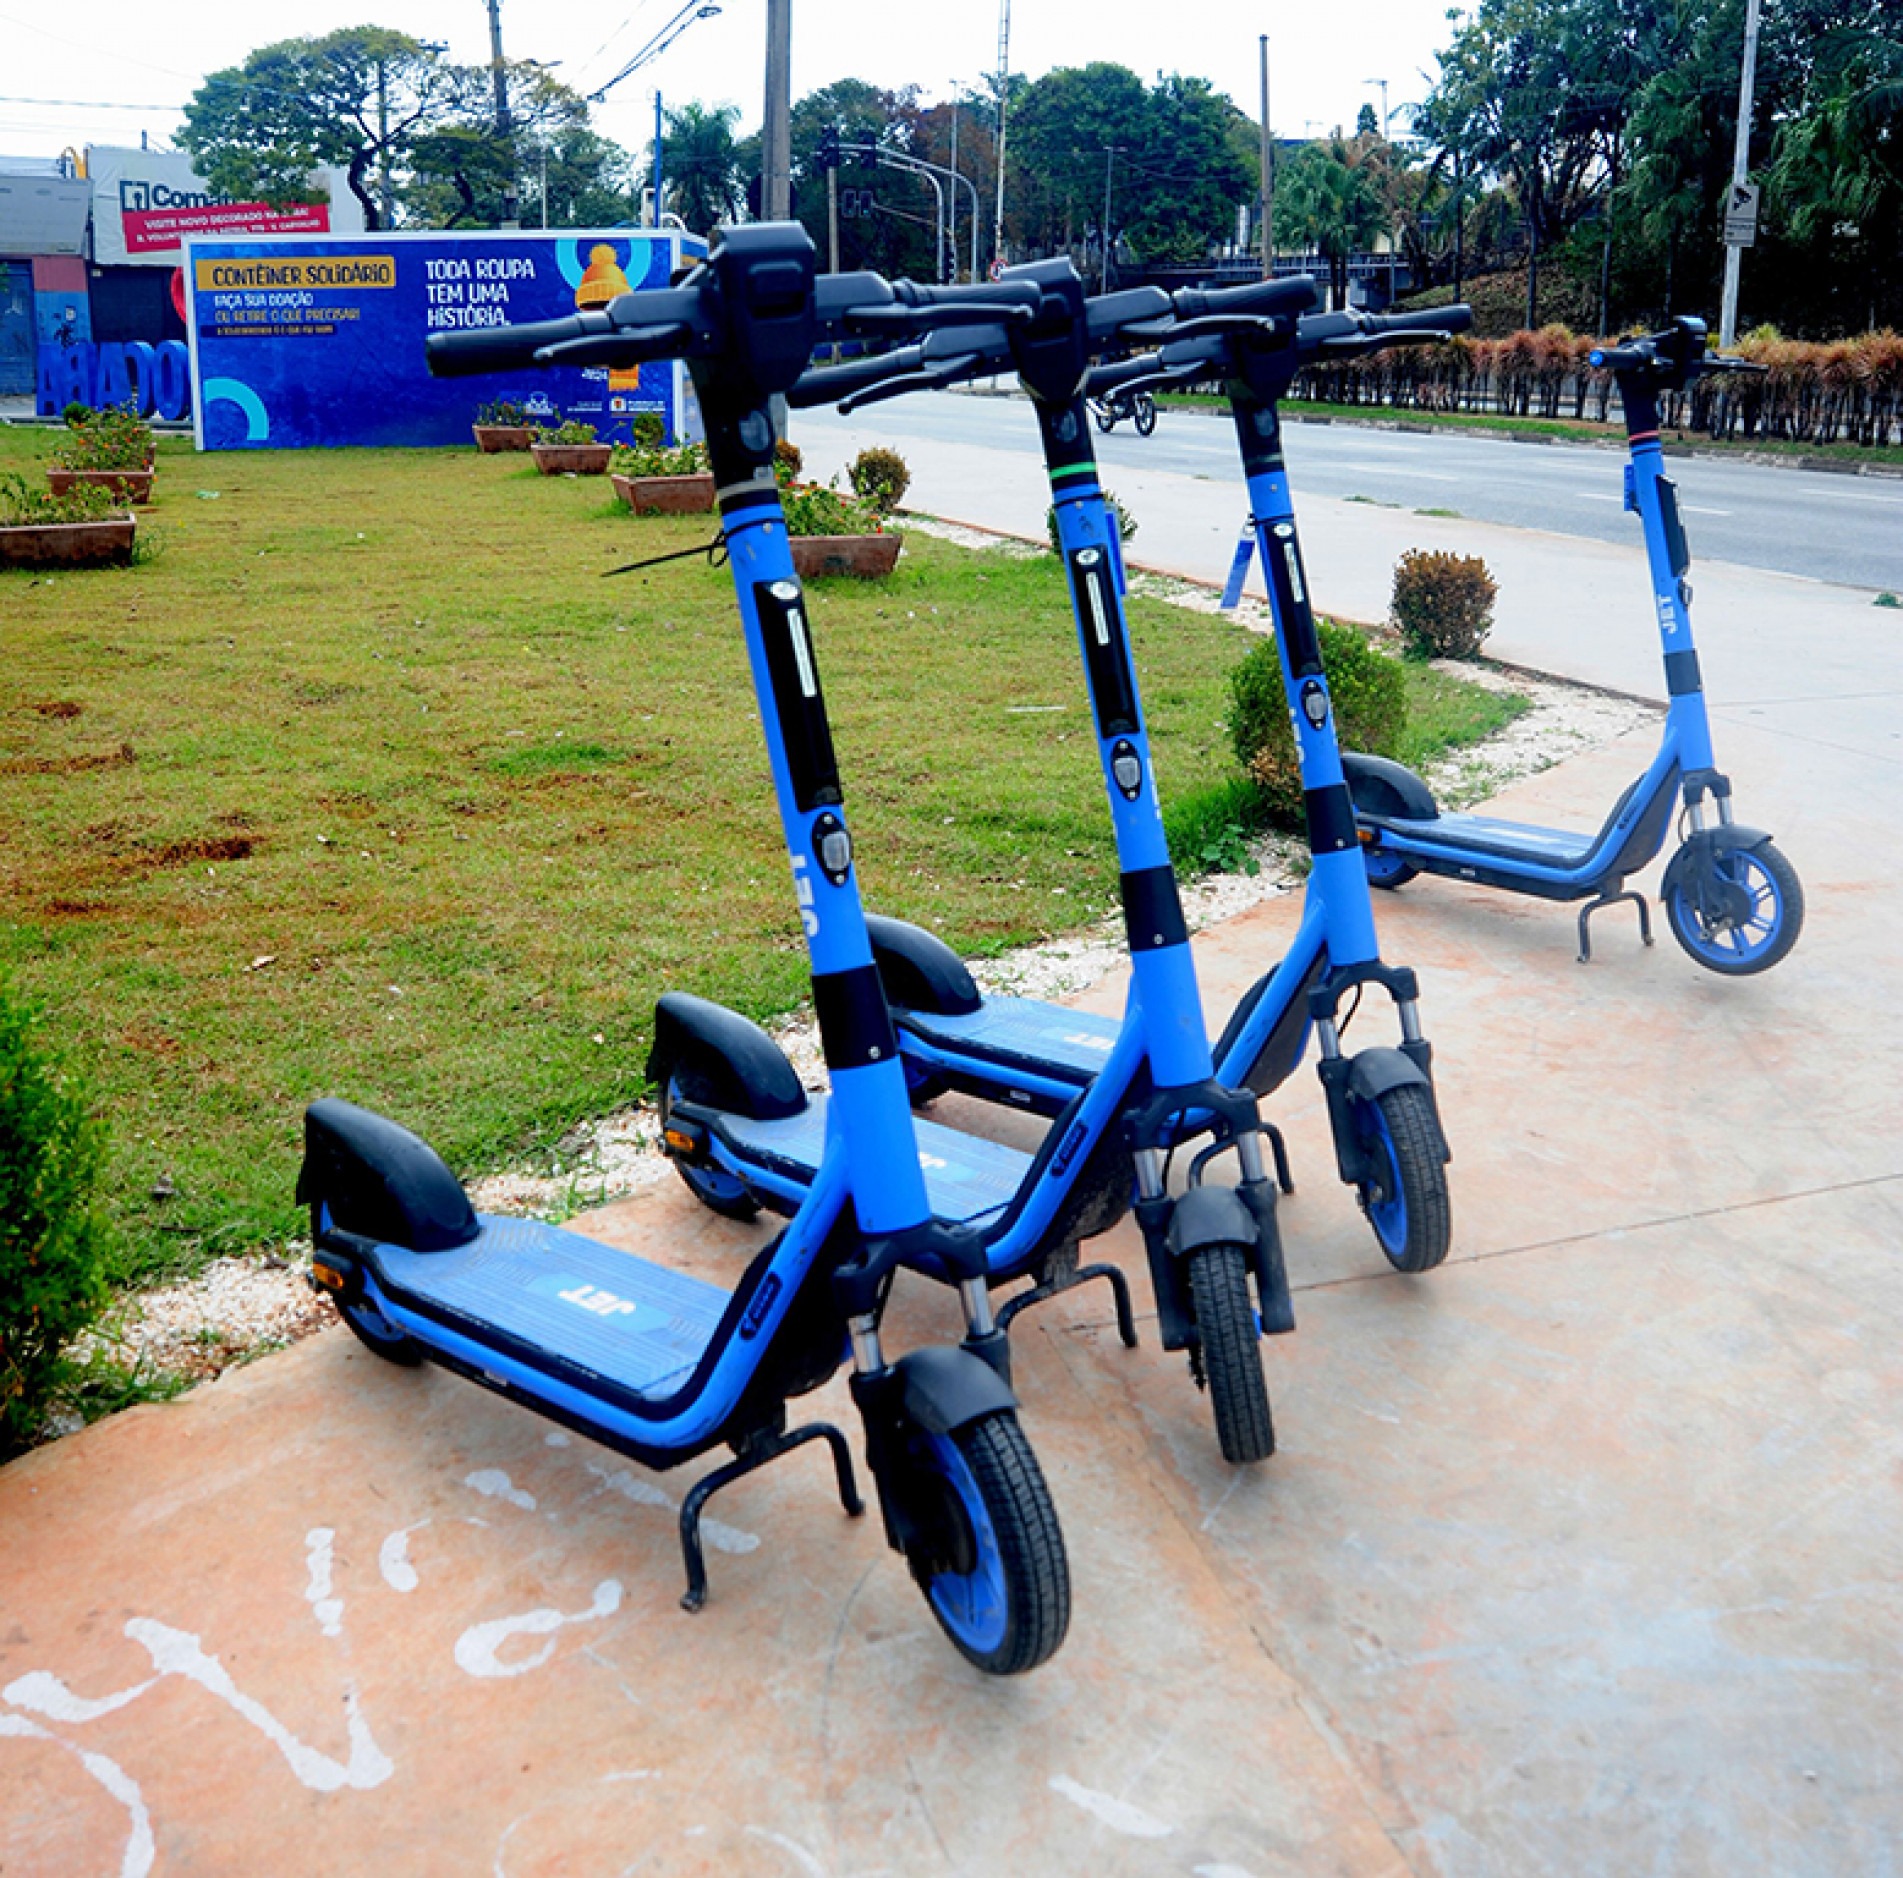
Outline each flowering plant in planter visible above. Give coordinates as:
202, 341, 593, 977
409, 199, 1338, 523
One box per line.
609, 437, 715, 514
779, 479, 901, 578
48, 403, 157, 503
0, 472, 136, 568
529, 420, 612, 476
472, 399, 536, 453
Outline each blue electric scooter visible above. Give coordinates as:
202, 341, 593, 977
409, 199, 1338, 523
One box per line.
1342, 317, 1804, 973
297, 225, 1073, 1675
653, 263, 1301, 1465
768, 284, 1465, 1277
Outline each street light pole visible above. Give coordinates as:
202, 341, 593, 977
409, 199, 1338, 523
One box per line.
762, 0, 792, 219
1258, 35, 1273, 279
1100, 146, 1117, 292
1719, 0, 1763, 346
486, 0, 517, 226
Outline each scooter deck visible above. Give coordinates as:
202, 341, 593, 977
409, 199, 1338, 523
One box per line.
364, 1214, 729, 1399
1375, 809, 1596, 868
713, 1098, 1031, 1228
899, 997, 1122, 1087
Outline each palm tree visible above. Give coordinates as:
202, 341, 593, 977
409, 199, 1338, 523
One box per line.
1277, 138, 1387, 308
662, 101, 742, 233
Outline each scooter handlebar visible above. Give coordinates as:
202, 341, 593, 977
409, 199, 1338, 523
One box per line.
1168, 276, 1322, 322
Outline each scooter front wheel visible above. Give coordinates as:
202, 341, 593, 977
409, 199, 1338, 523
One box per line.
1664, 838, 1804, 976
1363, 844, 1421, 890
660, 1074, 761, 1221
1353, 1083, 1452, 1274
907, 1413, 1070, 1675
1189, 1243, 1275, 1464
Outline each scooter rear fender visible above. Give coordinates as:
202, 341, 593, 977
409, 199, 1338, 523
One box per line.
648, 991, 807, 1121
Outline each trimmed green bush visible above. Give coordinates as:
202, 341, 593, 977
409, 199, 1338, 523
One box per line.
780, 480, 883, 536
1391, 548, 1498, 659
1229, 624, 1408, 826
848, 445, 911, 515
631, 411, 666, 449
0, 981, 110, 1458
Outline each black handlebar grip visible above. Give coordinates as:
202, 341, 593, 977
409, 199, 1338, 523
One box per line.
787, 345, 926, 409
425, 312, 605, 378
1171, 275, 1321, 322
1363, 304, 1473, 339
895, 279, 1041, 313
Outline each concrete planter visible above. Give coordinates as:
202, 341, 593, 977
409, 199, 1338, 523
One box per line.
473, 424, 535, 453
612, 471, 717, 516
531, 443, 613, 476
47, 467, 155, 505
0, 516, 137, 568
790, 533, 902, 579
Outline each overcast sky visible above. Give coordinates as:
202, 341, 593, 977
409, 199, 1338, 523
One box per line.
1, 0, 1458, 168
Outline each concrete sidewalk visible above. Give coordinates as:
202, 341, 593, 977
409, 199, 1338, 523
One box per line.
3, 430, 1900, 1875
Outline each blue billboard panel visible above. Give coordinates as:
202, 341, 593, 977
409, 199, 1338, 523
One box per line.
185, 230, 706, 452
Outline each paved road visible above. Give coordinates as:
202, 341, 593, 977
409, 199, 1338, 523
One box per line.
822, 391, 1903, 593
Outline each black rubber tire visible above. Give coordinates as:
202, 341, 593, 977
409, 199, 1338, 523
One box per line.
1091, 401, 1117, 433
911, 1412, 1071, 1676
1189, 1243, 1275, 1464
1663, 838, 1804, 977
1344, 767, 1423, 888
658, 1072, 760, 1221
337, 1298, 426, 1365
1133, 393, 1158, 436
1357, 1081, 1452, 1274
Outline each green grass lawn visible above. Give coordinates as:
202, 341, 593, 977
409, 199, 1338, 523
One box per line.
1, 425, 1514, 1285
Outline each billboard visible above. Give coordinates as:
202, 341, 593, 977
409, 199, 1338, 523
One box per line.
184, 230, 704, 453
89, 146, 364, 269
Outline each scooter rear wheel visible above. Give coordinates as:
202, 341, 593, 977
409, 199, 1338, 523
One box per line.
1354, 1082, 1452, 1274
908, 1413, 1070, 1675
337, 1296, 426, 1365
1133, 393, 1158, 436
1663, 838, 1803, 976
660, 1073, 761, 1221
1189, 1243, 1275, 1464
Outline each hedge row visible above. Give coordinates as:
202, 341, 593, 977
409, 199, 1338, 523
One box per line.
1286, 325, 1903, 449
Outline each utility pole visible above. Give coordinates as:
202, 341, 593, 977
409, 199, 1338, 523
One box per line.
993, 0, 1011, 272
1363, 76, 1390, 139
1719, 0, 1763, 345
949, 105, 959, 280
762, 0, 792, 219
1258, 36, 1273, 278
1100, 147, 1119, 292
486, 0, 517, 226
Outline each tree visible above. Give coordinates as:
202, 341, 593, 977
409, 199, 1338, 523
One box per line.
181, 28, 461, 230
662, 101, 743, 233
1277, 138, 1387, 307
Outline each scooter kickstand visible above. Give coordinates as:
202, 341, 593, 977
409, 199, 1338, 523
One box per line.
996, 1259, 1140, 1348
1576, 885, 1655, 963
1263, 1122, 1295, 1196
679, 1419, 865, 1613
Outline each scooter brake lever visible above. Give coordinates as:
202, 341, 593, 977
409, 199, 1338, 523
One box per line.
838, 353, 985, 415
534, 322, 690, 366
1120, 312, 1295, 348
847, 301, 1033, 335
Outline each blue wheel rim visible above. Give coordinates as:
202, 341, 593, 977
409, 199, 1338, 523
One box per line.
1675, 850, 1785, 965
1357, 1099, 1408, 1255
667, 1076, 754, 1208
919, 1432, 1008, 1655
1365, 846, 1410, 886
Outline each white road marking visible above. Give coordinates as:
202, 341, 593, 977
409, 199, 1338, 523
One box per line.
0, 1712, 154, 1878
1048, 1773, 1176, 1839
465, 1468, 537, 1511
454, 1580, 623, 1679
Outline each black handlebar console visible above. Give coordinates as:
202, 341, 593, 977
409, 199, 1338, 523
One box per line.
423, 225, 1041, 408
1587, 314, 1765, 384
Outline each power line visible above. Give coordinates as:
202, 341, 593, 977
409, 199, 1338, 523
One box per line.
0, 94, 182, 111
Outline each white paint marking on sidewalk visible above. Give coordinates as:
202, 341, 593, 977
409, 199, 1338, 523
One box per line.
1048, 1773, 1176, 1838
454, 1580, 623, 1679
465, 1468, 536, 1511
304, 1528, 343, 1637
0, 1712, 154, 1878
